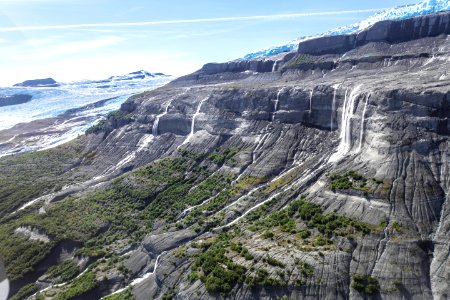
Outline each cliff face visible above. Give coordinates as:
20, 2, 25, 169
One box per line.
2, 11, 450, 300
298, 10, 450, 55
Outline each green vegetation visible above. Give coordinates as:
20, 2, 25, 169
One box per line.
295, 259, 314, 278
86, 110, 133, 135
161, 291, 176, 300
248, 196, 371, 239
208, 148, 239, 165
9, 283, 38, 300
1, 154, 216, 281
190, 233, 246, 295
329, 171, 368, 191
392, 221, 402, 232
245, 268, 284, 288
85, 119, 107, 134
0, 141, 87, 216
197, 176, 266, 213
46, 260, 80, 283
103, 288, 135, 300
287, 54, 324, 68
263, 256, 285, 268
55, 271, 98, 300
230, 243, 254, 260
352, 274, 380, 295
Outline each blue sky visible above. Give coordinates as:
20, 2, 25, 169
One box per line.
0, 0, 416, 86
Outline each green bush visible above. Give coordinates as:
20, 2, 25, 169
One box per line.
245, 268, 283, 288
207, 148, 239, 165
191, 239, 246, 295
55, 271, 98, 300
103, 287, 134, 300
46, 260, 79, 283
329, 171, 368, 191
352, 274, 380, 295
263, 256, 285, 268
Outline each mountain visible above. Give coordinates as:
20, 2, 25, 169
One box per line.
2, 8, 450, 300
244, 0, 450, 59
108, 70, 170, 82
13, 78, 59, 87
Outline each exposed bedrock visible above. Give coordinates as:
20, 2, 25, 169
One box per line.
6, 10, 450, 300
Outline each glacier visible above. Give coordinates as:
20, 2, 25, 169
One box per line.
244, 0, 450, 59
0, 71, 172, 157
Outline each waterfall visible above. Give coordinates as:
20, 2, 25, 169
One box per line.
101, 252, 166, 299
331, 84, 340, 131
272, 60, 278, 72
180, 97, 209, 146
309, 89, 314, 111
152, 101, 172, 137
358, 95, 370, 152
272, 88, 283, 121
328, 85, 363, 163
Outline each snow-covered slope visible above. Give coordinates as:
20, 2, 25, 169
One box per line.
244, 0, 450, 59
108, 70, 170, 82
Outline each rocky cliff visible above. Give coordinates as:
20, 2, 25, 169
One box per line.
2, 10, 450, 300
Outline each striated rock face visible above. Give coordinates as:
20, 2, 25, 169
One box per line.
298, 10, 450, 55
4, 10, 450, 300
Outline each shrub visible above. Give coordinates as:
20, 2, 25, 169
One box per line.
352, 274, 380, 295
46, 260, 79, 283
55, 271, 98, 300
191, 241, 246, 295
263, 256, 285, 268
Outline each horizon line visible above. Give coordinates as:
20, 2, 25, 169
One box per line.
0, 8, 387, 32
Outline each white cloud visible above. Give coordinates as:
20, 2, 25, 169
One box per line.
0, 8, 387, 32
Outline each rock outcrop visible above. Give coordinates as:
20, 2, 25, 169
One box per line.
13, 78, 59, 87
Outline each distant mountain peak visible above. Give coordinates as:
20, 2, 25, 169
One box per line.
109, 70, 170, 81
244, 0, 450, 59
13, 78, 59, 87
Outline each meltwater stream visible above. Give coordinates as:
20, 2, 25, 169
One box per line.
179, 96, 209, 147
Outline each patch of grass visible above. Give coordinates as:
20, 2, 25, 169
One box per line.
46, 260, 80, 283
55, 271, 98, 300
207, 148, 239, 166
0, 141, 86, 216
103, 287, 134, 300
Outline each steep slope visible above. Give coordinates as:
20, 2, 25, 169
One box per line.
2, 10, 450, 300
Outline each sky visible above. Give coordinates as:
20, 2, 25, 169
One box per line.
0, 0, 417, 86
